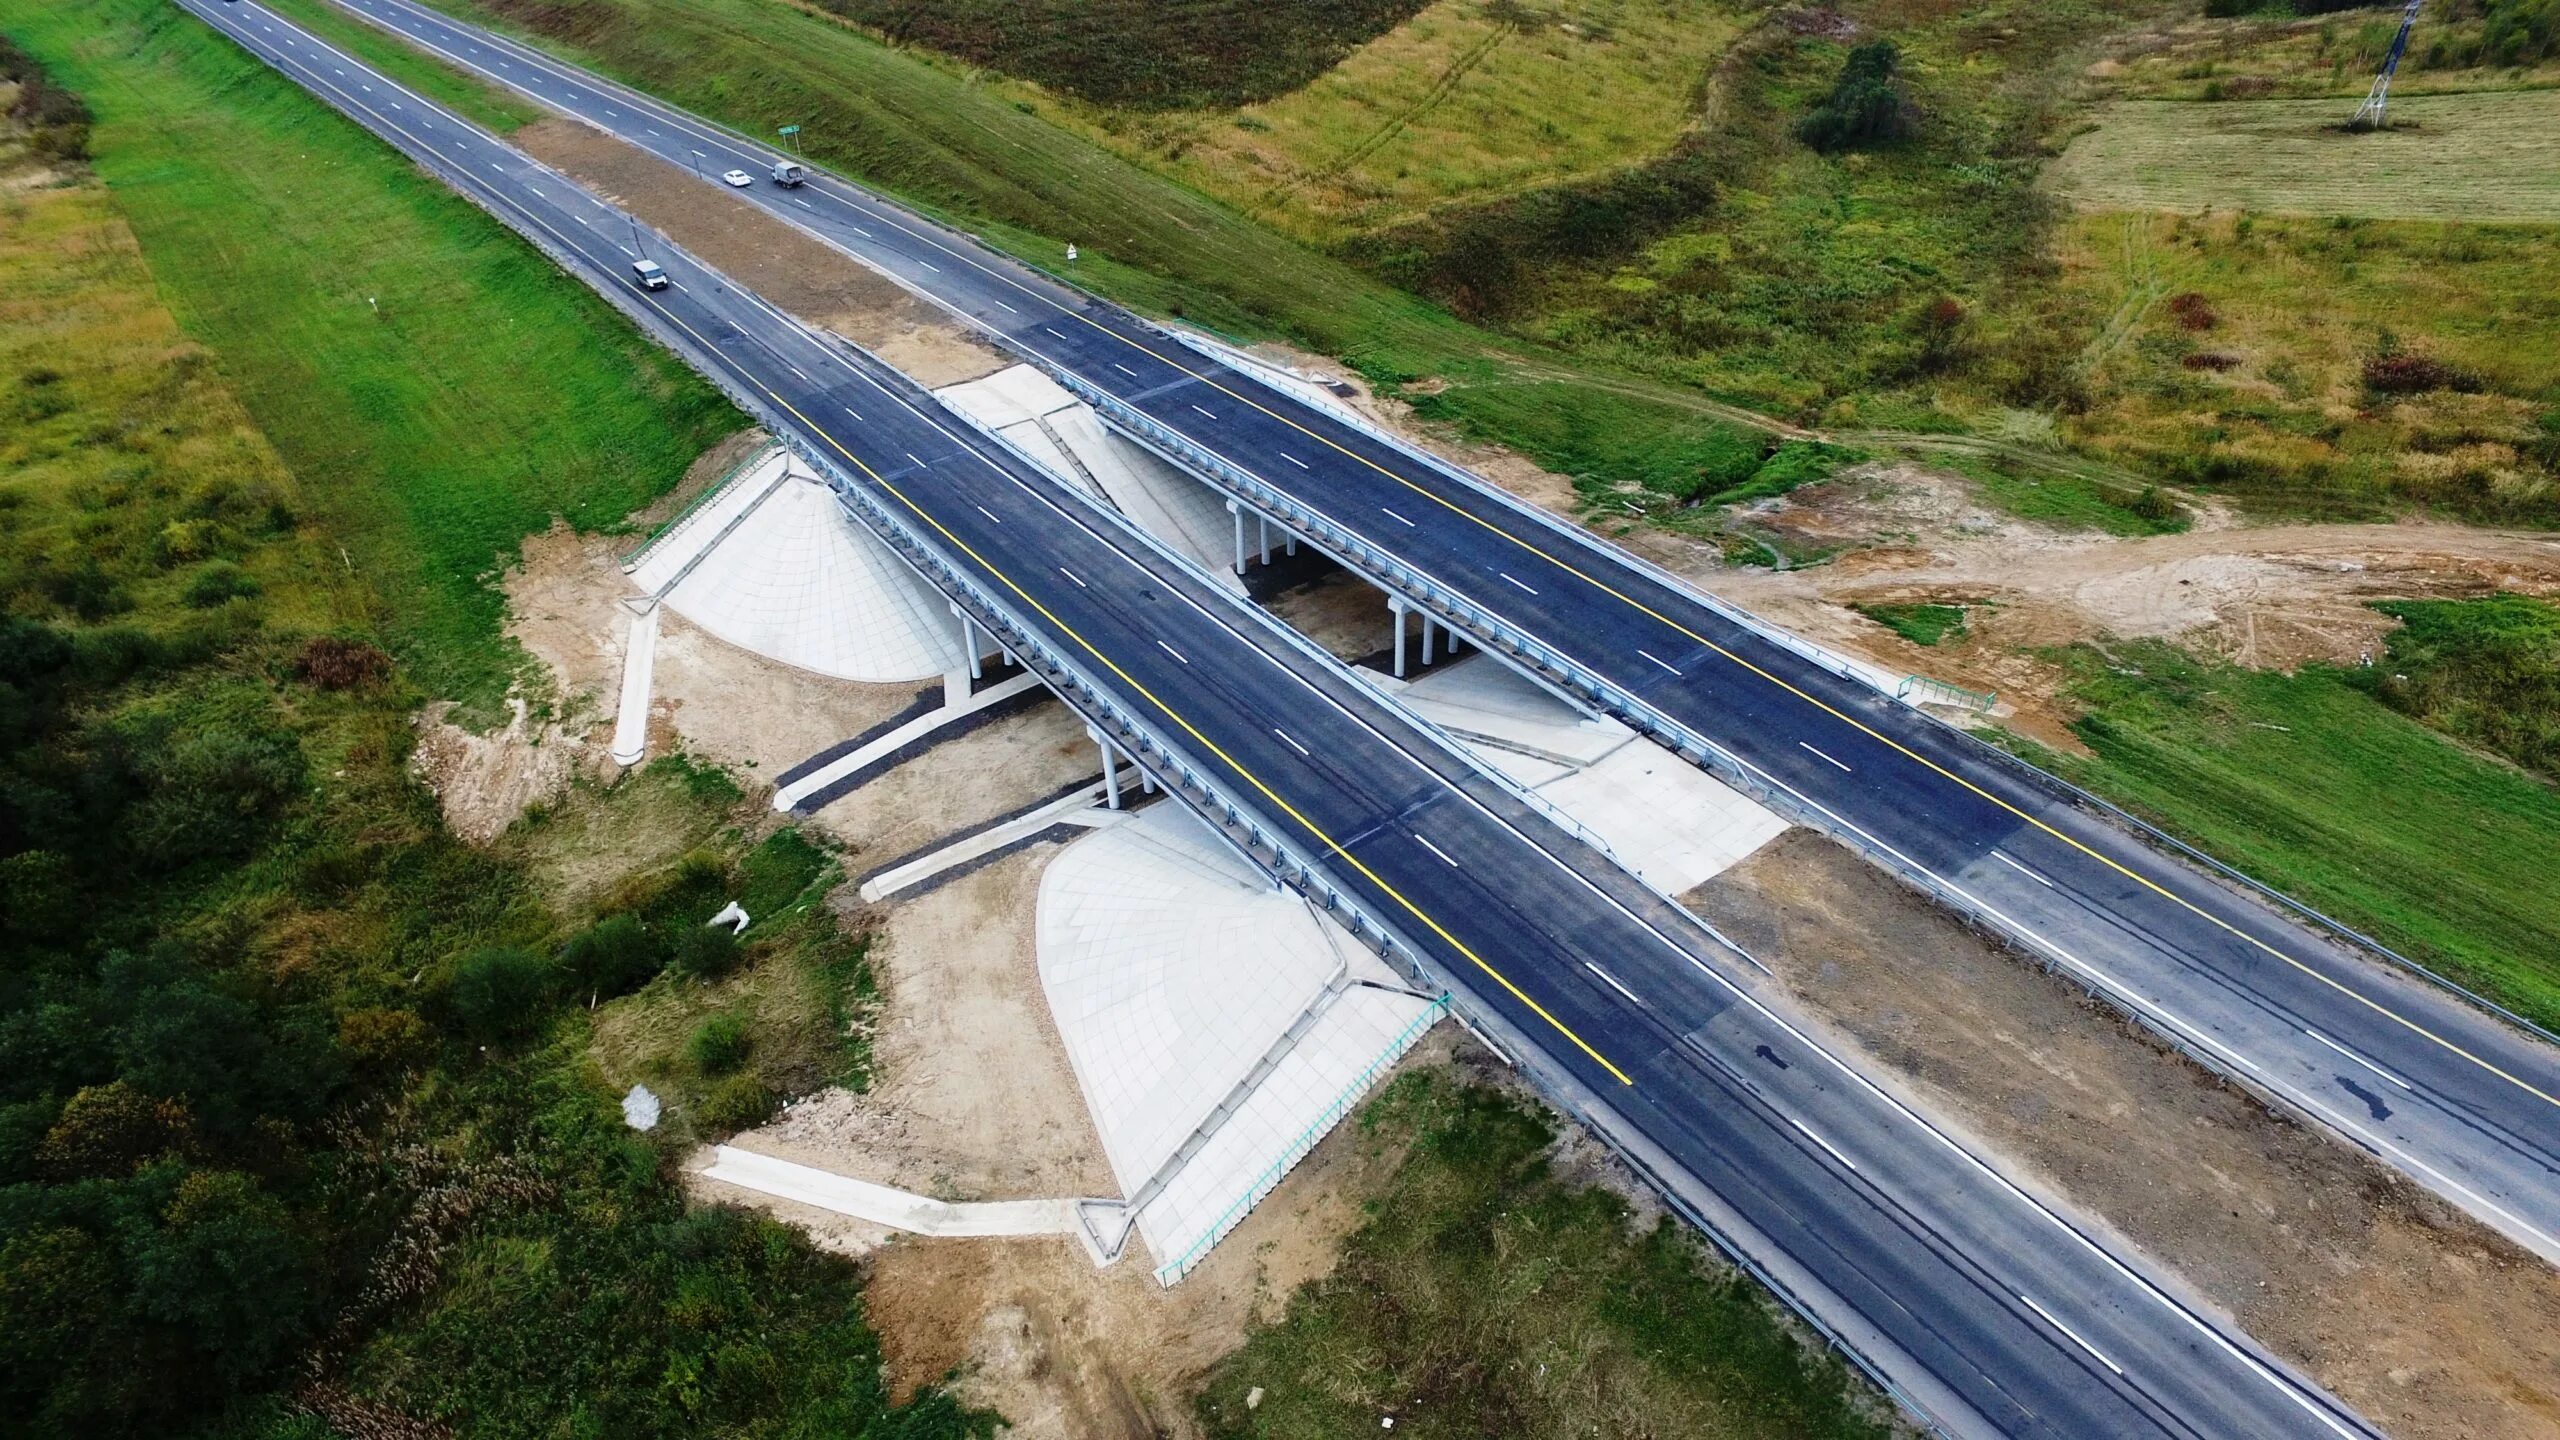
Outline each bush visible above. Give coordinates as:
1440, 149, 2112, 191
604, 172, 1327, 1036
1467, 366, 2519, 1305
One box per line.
669, 923, 743, 981
2166, 292, 2218, 331
688, 1013, 752, 1076
1797, 42, 1915, 154
697, 1072, 779, 1132
126, 721, 307, 870
558, 913, 666, 1000
2362, 352, 2484, 395
447, 946, 553, 1042
292, 635, 392, 691
182, 561, 262, 609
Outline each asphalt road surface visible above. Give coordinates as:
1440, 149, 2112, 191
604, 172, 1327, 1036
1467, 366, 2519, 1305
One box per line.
179, 1, 2390, 1434
305, 0, 2560, 1274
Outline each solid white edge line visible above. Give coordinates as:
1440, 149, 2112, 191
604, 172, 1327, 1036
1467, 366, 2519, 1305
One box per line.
1992, 850, 2053, 887
232, 11, 2394, 1429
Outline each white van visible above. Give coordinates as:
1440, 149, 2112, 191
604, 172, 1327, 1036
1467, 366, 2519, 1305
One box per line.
631, 259, 670, 291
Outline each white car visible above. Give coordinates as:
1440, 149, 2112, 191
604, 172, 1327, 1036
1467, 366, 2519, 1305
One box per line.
721, 168, 754, 188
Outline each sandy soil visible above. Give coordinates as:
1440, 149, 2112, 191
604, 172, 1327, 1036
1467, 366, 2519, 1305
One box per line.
409, 693, 596, 845
1687, 831, 2560, 1440
862, 1034, 1446, 1437
504, 523, 927, 778
1264, 570, 1396, 663
803, 699, 1093, 864
514, 118, 1008, 386
722, 845, 1110, 1203
700, 837, 1412, 1438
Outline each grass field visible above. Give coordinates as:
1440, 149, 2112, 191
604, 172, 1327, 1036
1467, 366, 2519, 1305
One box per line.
2056, 208, 2560, 522
2029, 641, 2560, 1030
2096, 6, 2560, 102
5, 0, 738, 716
1195, 1069, 1890, 1440
1031, 0, 1749, 244
2047, 91, 2560, 221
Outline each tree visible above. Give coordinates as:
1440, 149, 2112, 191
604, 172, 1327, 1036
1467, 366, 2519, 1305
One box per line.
668, 923, 742, 982
447, 946, 554, 1042
1798, 42, 1915, 153
559, 914, 666, 1000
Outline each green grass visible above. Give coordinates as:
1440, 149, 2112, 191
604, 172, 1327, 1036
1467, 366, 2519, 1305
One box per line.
2046, 92, 2560, 221
1857, 602, 1968, 646
2026, 641, 2560, 1029
1195, 1069, 1891, 1440
5, 0, 739, 715
2363, 594, 2560, 782
1943, 451, 2191, 535
0, 71, 973, 1438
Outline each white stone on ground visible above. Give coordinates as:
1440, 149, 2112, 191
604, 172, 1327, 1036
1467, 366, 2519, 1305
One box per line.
1037, 804, 1436, 1280
630, 449, 962, 682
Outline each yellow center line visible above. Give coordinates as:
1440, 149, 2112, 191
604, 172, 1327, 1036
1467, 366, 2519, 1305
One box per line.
844, 224, 2555, 1114
639, 302, 1634, 1087
444, 30, 2539, 1115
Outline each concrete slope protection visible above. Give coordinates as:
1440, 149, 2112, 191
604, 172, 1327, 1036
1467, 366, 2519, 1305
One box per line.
179, 4, 2384, 1436
311, 0, 2560, 1269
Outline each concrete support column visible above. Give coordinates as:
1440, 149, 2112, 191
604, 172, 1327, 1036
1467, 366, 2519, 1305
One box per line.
954, 605, 982, 681
1390, 595, 1408, 678
1258, 513, 1271, 567
1420, 613, 1436, 667
1090, 726, 1122, 810
1228, 499, 1246, 574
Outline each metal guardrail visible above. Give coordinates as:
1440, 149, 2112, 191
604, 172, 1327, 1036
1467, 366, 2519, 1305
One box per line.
1155, 329, 2560, 1049
923, 374, 1629, 868
1153, 993, 1451, 1284
218, 16, 1957, 1424
617, 440, 780, 573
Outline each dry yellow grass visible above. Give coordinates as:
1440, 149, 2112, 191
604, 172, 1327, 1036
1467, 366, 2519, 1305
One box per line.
2046, 90, 2560, 221
1026, 0, 1745, 244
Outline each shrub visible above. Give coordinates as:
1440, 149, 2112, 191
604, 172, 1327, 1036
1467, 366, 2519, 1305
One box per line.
2182, 351, 2240, 371
292, 635, 392, 691
688, 1013, 752, 1076
447, 946, 553, 1042
2362, 352, 2484, 395
183, 561, 262, 609
1797, 42, 1915, 153
558, 913, 666, 1000
697, 1072, 778, 1133
127, 721, 307, 870
2166, 292, 2218, 331
669, 923, 743, 981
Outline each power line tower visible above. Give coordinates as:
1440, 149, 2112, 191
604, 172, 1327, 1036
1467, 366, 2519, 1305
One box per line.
2349, 0, 2425, 130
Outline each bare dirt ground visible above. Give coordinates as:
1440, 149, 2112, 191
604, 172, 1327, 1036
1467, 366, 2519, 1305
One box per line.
1264, 570, 1395, 663
1688, 831, 2560, 1440
726, 845, 1111, 1204
804, 699, 1094, 865
699, 837, 1418, 1438
507, 522, 926, 770
514, 118, 1008, 386
861, 1088, 1388, 1439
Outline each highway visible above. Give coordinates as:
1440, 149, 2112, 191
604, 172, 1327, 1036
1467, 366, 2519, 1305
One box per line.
177, 2, 2385, 1436
309, 0, 2560, 1270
